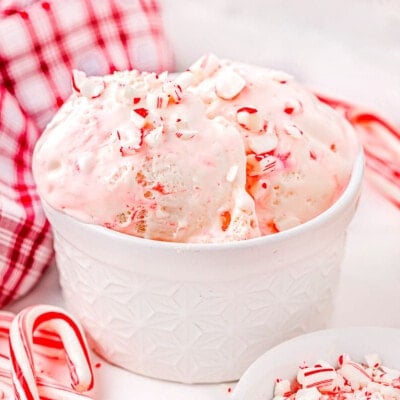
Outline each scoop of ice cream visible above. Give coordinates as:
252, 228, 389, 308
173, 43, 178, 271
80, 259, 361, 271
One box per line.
33, 55, 358, 242
33, 69, 259, 242
182, 55, 359, 234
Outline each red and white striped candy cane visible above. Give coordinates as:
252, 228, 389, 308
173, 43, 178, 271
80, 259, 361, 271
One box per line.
0, 311, 64, 359
0, 311, 15, 338
0, 309, 92, 399
9, 305, 94, 400
317, 93, 400, 209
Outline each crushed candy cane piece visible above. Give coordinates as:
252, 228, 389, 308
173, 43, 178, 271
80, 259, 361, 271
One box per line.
163, 82, 183, 103
295, 387, 320, 400
247, 154, 280, 177
274, 379, 291, 396
146, 92, 169, 109
131, 107, 149, 129
236, 107, 263, 132
144, 126, 163, 147
72, 70, 104, 99
284, 99, 303, 115
189, 53, 220, 78
175, 71, 196, 89
215, 69, 246, 100
285, 124, 303, 139
175, 129, 197, 140
274, 354, 400, 400
365, 354, 382, 369
339, 360, 372, 388
297, 365, 337, 388
338, 353, 351, 367
247, 131, 278, 154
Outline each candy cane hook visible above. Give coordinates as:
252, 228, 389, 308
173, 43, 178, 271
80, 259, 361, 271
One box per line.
9, 305, 94, 400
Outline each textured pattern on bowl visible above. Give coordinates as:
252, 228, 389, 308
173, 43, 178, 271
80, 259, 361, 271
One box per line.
54, 233, 343, 383
44, 153, 364, 383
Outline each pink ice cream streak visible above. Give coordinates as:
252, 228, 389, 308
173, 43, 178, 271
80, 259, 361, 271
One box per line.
273, 354, 400, 400
8, 305, 94, 400
33, 54, 359, 243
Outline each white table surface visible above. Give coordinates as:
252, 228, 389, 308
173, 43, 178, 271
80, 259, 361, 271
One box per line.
5, 180, 400, 399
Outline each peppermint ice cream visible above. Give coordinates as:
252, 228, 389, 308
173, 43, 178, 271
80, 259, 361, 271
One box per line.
33, 54, 358, 242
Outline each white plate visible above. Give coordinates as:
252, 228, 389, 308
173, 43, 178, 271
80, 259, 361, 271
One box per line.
232, 327, 400, 400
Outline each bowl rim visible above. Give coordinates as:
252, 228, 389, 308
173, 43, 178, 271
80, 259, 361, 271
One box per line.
43, 150, 364, 251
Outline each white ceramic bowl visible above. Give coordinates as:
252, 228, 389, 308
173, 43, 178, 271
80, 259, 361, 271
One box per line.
232, 326, 400, 400
42, 152, 363, 384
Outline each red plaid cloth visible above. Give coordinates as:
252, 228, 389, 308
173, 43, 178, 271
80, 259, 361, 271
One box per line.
0, 0, 173, 307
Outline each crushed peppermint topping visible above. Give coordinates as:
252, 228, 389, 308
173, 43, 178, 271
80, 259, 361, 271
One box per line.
133, 108, 149, 118
247, 154, 280, 177
189, 53, 220, 78
175, 70, 196, 89
236, 107, 263, 132
273, 354, 400, 400
131, 108, 149, 128
144, 126, 163, 147
162, 82, 183, 103
284, 99, 303, 115
247, 123, 278, 154
215, 69, 246, 100
72, 69, 104, 99
175, 129, 197, 140
284, 124, 303, 139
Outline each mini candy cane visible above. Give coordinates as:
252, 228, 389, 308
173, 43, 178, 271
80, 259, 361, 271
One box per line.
1, 311, 63, 359
9, 305, 94, 400
1, 308, 92, 399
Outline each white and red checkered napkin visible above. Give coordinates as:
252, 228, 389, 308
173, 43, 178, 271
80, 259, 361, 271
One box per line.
0, 0, 173, 307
